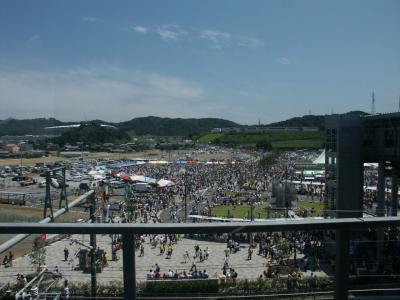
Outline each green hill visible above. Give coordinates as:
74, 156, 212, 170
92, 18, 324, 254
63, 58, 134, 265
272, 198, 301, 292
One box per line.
0, 116, 238, 137
265, 111, 368, 130
0, 118, 74, 136
117, 116, 238, 136
207, 131, 325, 149
54, 124, 129, 146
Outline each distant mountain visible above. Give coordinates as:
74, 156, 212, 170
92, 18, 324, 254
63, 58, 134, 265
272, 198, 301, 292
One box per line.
265, 111, 368, 130
0, 112, 369, 137
117, 116, 238, 136
0, 118, 74, 136
0, 116, 238, 137
54, 123, 129, 146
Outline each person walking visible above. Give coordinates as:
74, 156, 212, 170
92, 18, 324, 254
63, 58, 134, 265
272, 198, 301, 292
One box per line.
64, 247, 69, 262
8, 251, 13, 267
61, 280, 70, 299
247, 246, 253, 260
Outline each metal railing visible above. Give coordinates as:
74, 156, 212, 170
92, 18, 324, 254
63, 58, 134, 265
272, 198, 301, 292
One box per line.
1, 216, 400, 300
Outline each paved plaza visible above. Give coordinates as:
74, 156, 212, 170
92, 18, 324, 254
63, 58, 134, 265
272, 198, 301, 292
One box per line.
0, 233, 326, 286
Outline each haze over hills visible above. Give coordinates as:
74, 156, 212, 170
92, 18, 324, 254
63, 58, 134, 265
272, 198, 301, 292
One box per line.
264, 111, 369, 130
0, 116, 238, 137
0, 112, 368, 137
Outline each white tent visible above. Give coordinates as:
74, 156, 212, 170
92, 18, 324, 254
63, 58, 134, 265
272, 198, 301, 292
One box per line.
130, 175, 157, 184
157, 179, 175, 188
148, 160, 169, 164
313, 150, 325, 164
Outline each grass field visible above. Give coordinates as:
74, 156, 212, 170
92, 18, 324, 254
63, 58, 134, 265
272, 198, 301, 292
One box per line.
0, 203, 88, 223
198, 131, 324, 149
271, 139, 324, 149
211, 204, 285, 219
297, 201, 324, 217
197, 133, 224, 143
0, 203, 89, 259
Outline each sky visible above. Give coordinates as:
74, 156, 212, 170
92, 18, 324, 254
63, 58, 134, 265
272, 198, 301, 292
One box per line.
0, 0, 399, 125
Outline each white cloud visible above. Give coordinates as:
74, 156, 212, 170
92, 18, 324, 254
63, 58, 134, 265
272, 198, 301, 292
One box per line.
200, 30, 231, 49
132, 26, 148, 34
0, 66, 205, 121
237, 36, 264, 48
155, 25, 187, 41
277, 57, 291, 65
81, 16, 97, 22
200, 29, 263, 49
26, 34, 40, 45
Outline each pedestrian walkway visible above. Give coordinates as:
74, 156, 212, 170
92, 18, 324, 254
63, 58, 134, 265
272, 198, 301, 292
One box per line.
0, 234, 326, 286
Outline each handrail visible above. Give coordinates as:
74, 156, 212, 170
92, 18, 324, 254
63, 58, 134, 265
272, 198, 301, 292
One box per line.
0, 216, 399, 235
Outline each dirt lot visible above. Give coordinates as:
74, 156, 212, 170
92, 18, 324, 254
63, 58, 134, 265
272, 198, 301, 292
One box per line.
0, 149, 237, 167
0, 203, 89, 259
0, 151, 159, 166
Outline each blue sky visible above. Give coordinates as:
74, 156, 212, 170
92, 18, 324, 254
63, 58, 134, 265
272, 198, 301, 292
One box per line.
0, 0, 399, 124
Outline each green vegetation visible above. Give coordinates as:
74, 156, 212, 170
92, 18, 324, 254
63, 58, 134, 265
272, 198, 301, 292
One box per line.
296, 201, 324, 217
211, 204, 285, 219
54, 124, 129, 147
267, 110, 368, 130
118, 116, 238, 136
143, 279, 219, 294
0, 117, 238, 137
197, 133, 224, 143
0, 111, 368, 137
28, 236, 46, 270
271, 139, 324, 149
0, 204, 87, 223
19, 277, 334, 297
201, 131, 324, 149
260, 151, 281, 169
0, 118, 71, 136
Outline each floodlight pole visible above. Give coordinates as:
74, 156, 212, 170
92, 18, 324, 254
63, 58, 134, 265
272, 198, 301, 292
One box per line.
184, 171, 187, 223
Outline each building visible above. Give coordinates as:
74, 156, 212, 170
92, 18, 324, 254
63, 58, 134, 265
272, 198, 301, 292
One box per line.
210, 126, 319, 134
325, 112, 400, 218
5, 143, 20, 153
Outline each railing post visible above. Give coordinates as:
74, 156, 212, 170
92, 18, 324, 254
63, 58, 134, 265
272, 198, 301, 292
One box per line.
122, 233, 136, 300
335, 229, 349, 300
391, 167, 398, 216
90, 233, 97, 298
90, 193, 97, 298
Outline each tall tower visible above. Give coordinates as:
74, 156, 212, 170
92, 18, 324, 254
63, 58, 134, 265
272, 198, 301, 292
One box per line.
398, 96, 400, 112
371, 91, 376, 114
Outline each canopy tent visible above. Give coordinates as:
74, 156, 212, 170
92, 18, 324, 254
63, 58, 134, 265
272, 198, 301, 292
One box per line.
313, 150, 325, 164
148, 160, 169, 164
157, 179, 175, 188
129, 175, 157, 184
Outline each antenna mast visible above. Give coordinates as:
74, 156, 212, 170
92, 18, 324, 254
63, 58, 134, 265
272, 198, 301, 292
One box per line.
371, 91, 376, 114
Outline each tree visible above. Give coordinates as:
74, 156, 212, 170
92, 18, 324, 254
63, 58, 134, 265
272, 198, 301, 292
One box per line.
256, 140, 272, 151
260, 151, 281, 169
29, 236, 46, 270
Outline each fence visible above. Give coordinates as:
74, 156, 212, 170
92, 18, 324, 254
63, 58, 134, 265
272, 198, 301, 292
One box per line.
1, 216, 400, 300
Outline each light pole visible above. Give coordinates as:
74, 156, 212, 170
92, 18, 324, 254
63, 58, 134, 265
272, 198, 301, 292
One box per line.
184, 173, 187, 222
180, 167, 190, 223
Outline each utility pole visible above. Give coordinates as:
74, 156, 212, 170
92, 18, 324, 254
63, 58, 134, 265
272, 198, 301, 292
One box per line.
398, 96, 400, 112
184, 171, 187, 223
20, 151, 23, 176
371, 91, 376, 115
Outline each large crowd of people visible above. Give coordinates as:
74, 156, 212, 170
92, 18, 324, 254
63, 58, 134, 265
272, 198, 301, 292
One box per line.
6, 148, 400, 296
